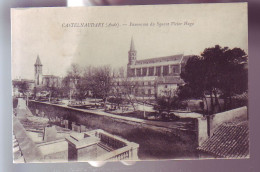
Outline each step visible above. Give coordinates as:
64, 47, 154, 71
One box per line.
97, 142, 114, 152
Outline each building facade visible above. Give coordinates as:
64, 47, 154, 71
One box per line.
113, 38, 191, 99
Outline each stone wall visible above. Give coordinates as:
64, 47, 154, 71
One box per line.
28, 101, 198, 159
43, 150, 68, 162
13, 117, 43, 162
195, 117, 208, 146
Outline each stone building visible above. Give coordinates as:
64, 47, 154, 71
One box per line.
112, 37, 191, 99
34, 55, 62, 88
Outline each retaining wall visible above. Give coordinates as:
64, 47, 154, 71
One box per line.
28, 101, 198, 159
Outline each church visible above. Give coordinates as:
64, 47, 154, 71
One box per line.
113, 37, 191, 99
34, 55, 62, 88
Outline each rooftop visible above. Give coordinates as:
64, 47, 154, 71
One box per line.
135, 54, 183, 65
197, 120, 249, 158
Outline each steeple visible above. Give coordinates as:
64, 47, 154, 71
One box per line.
130, 36, 135, 51
34, 55, 43, 86
128, 36, 137, 65
35, 55, 42, 66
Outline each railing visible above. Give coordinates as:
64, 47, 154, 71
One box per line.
96, 132, 126, 149
93, 129, 139, 161
97, 146, 132, 161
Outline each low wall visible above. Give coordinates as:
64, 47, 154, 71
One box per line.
195, 117, 208, 146
28, 101, 198, 159
13, 117, 43, 162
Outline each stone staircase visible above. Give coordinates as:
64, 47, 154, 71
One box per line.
97, 142, 114, 152
13, 133, 25, 163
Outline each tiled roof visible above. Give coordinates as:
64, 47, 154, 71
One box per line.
198, 121, 249, 158
135, 54, 183, 65
232, 92, 248, 100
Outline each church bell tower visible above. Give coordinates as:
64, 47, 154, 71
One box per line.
128, 37, 137, 65
127, 37, 137, 77
34, 55, 43, 86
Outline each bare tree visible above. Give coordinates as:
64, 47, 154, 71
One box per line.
119, 77, 139, 111
63, 63, 83, 100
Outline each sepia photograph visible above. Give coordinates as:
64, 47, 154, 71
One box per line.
11, 3, 248, 163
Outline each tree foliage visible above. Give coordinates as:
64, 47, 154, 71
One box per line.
155, 89, 181, 111
14, 81, 30, 95
180, 45, 248, 114
62, 64, 113, 103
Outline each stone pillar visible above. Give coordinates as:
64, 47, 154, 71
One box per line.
40, 111, 45, 117
161, 66, 163, 76
130, 143, 139, 160
72, 124, 81, 132
72, 123, 76, 131
55, 116, 60, 123
66, 133, 100, 161
43, 126, 57, 142
196, 117, 208, 146
80, 125, 87, 133
64, 120, 69, 129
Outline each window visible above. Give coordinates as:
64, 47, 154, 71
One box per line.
136, 68, 141, 76
142, 89, 145, 95
163, 66, 169, 76
172, 65, 180, 74
148, 89, 151, 95
149, 67, 154, 76
142, 68, 147, 76
156, 67, 161, 76
131, 69, 135, 76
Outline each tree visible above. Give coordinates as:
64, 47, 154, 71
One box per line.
62, 63, 83, 100
15, 81, 30, 96
13, 80, 30, 105
120, 78, 139, 111
74, 79, 88, 102
88, 65, 112, 100
156, 89, 175, 109
180, 45, 248, 114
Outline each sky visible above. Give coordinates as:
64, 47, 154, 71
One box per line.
11, 3, 248, 80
